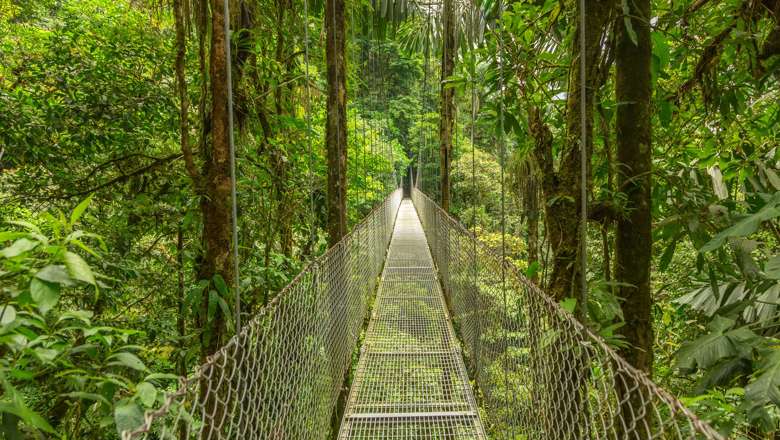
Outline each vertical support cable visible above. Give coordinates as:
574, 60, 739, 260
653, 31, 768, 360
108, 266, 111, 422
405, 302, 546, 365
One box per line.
578, 0, 588, 312
223, 0, 241, 332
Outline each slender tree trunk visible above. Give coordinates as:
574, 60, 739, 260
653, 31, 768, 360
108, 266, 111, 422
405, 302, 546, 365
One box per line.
439, 0, 455, 212
615, 0, 653, 434
177, 222, 187, 377
198, 1, 234, 436
616, 0, 653, 375
326, 0, 347, 246
325, 0, 350, 434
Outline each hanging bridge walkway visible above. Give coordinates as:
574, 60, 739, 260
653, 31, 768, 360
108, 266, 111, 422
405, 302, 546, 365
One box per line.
338, 200, 485, 438
124, 189, 723, 440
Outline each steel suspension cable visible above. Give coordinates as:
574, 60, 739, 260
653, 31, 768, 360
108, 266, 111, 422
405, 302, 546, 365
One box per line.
222, 0, 241, 332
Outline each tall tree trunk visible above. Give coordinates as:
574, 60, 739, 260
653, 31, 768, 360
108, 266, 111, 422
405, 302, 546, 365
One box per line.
325, 0, 349, 434
199, 0, 233, 356
326, 0, 347, 246
198, 1, 234, 436
616, 0, 653, 376
615, 0, 652, 434
439, 0, 455, 212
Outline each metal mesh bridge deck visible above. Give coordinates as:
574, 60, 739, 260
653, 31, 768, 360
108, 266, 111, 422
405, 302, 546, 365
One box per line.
338, 200, 487, 439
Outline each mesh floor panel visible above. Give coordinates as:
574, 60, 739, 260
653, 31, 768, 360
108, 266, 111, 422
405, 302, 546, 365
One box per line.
339, 200, 486, 439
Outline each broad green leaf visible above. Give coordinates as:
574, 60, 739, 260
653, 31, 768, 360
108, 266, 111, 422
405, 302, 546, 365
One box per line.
0, 238, 37, 258
676, 316, 757, 371
114, 401, 144, 437
212, 274, 229, 296
560, 297, 577, 314
34, 348, 58, 363
108, 352, 148, 372
30, 278, 60, 315
764, 167, 780, 190
64, 251, 95, 285
70, 195, 93, 226
765, 256, 780, 280
0, 402, 56, 435
35, 265, 73, 285
0, 232, 27, 242
59, 310, 93, 324
5, 220, 42, 236
700, 205, 780, 252
746, 349, 780, 408
0, 305, 17, 325
135, 382, 157, 407
61, 391, 110, 406
143, 373, 181, 382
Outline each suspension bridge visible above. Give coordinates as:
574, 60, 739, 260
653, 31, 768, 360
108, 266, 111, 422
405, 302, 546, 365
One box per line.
122, 187, 723, 439
117, 0, 725, 435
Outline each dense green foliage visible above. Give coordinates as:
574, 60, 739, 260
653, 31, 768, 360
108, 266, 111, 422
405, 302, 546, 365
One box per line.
1, 0, 779, 437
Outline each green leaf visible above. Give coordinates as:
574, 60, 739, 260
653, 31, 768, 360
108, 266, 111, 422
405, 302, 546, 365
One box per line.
676, 316, 757, 371
143, 373, 180, 382
0, 402, 57, 435
0, 305, 17, 325
135, 382, 157, 407
700, 205, 780, 252
764, 167, 780, 191
5, 221, 42, 236
61, 391, 110, 406
70, 195, 93, 226
560, 297, 577, 314
30, 278, 61, 315
0, 238, 38, 259
0, 232, 27, 242
659, 239, 678, 271
746, 349, 780, 408
35, 265, 73, 285
108, 352, 148, 372
0, 378, 57, 434
64, 251, 95, 285
212, 274, 229, 297
114, 401, 144, 437
765, 255, 780, 280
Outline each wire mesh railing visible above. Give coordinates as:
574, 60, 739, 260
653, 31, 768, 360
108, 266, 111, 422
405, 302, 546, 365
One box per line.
411, 188, 723, 440
122, 189, 402, 440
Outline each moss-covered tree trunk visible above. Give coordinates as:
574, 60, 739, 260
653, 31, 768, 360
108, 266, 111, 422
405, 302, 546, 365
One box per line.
615, 0, 653, 419
326, 0, 347, 246
197, 0, 234, 437
325, 0, 349, 434
616, 0, 652, 377
439, 0, 455, 212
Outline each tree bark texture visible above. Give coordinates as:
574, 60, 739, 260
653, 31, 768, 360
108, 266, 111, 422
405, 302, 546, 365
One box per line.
198, 0, 233, 357
196, 1, 234, 437
616, 0, 653, 375
439, 0, 455, 212
326, 0, 348, 246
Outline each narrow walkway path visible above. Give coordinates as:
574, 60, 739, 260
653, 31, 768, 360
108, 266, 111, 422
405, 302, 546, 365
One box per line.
339, 200, 486, 439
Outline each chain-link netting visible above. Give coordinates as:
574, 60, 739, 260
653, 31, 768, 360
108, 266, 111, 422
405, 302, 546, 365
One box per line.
122, 189, 402, 440
411, 188, 723, 440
